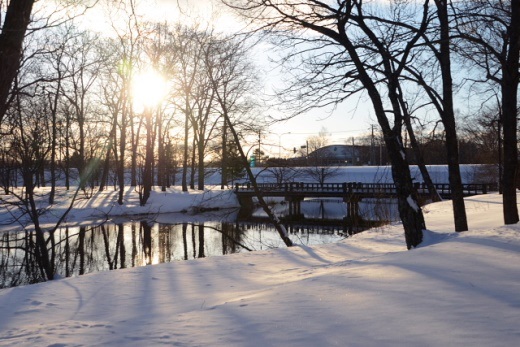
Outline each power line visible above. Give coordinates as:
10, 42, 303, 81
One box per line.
277, 129, 367, 136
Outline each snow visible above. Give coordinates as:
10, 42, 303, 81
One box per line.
0, 186, 240, 232
210, 164, 492, 185
407, 194, 420, 212
1, 183, 519, 345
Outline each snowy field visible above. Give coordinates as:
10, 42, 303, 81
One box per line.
0, 190, 519, 346
211, 164, 494, 185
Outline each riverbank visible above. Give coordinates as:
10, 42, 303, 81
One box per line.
0, 192, 519, 346
0, 186, 240, 232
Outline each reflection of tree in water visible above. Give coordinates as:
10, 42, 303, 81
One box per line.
1, 218, 338, 289
140, 221, 153, 265
0, 231, 44, 287
222, 222, 246, 254
198, 224, 205, 258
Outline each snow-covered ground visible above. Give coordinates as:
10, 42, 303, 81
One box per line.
0, 185, 240, 232
0, 190, 519, 346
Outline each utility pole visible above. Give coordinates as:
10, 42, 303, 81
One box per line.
370, 124, 375, 165
306, 140, 309, 165
258, 129, 261, 166
351, 137, 355, 166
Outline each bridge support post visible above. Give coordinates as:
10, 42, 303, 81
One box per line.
237, 195, 254, 219
286, 196, 304, 220
345, 197, 361, 235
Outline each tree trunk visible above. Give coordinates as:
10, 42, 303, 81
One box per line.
221, 122, 228, 189
197, 135, 205, 190
49, 89, 59, 204
212, 86, 293, 247
99, 115, 117, 192
141, 110, 154, 205
190, 135, 196, 190
158, 115, 167, 191
339, 32, 424, 248
182, 111, 189, 192
98, 149, 111, 192
130, 113, 140, 187
0, 0, 35, 121
501, 0, 520, 224
435, 0, 468, 232
65, 113, 71, 190
399, 88, 441, 202
117, 105, 128, 204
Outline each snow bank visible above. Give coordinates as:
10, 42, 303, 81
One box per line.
0, 192, 518, 346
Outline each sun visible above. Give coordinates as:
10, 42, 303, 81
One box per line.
131, 68, 167, 112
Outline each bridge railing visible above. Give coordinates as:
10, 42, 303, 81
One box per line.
235, 182, 497, 196
413, 182, 496, 195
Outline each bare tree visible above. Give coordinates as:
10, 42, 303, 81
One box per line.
170, 25, 203, 192
55, 27, 103, 194
398, 90, 441, 202
0, 0, 35, 123
5, 84, 96, 281
265, 166, 301, 184
190, 59, 218, 191
306, 127, 330, 164
223, 0, 427, 248
430, 0, 468, 230
453, 0, 519, 224
204, 32, 293, 247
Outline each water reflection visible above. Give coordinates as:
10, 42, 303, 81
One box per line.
0, 199, 396, 289
0, 218, 348, 289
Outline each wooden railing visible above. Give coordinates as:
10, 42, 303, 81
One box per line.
235, 182, 496, 198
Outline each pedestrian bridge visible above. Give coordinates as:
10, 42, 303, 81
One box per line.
234, 182, 494, 201
234, 181, 495, 233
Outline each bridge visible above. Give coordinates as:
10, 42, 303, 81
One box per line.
235, 181, 495, 219
235, 182, 494, 200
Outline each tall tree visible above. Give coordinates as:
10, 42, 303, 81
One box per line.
205, 33, 293, 247
60, 28, 103, 191
432, 0, 468, 231
0, 0, 35, 123
224, 0, 427, 248
170, 25, 202, 192
454, 0, 519, 224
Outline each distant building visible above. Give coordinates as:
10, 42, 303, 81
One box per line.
308, 145, 362, 166
273, 143, 387, 167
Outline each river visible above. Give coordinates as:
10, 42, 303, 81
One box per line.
0, 199, 398, 288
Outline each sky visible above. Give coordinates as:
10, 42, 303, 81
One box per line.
0, 168, 519, 346
77, 0, 375, 157
156, 0, 377, 154
154, 0, 488, 156
73, 0, 484, 159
